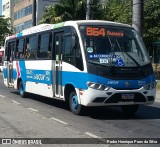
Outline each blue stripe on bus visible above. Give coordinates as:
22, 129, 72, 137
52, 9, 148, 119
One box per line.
16, 33, 23, 37
5, 64, 155, 90
97, 74, 155, 89
62, 72, 155, 89
3, 68, 7, 79
62, 71, 97, 89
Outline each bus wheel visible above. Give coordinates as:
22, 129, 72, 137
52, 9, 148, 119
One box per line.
19, 81, 26, 98
69, 92, 84, 115
121, 105, 139, 115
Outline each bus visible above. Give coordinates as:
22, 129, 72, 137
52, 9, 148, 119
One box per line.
3, 20, 156, 115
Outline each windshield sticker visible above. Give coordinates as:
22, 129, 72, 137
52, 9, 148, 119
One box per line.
88, 54, 121, 59
99, 58, 108, 64
87, 47, 93, 53
116, 59, 124, 66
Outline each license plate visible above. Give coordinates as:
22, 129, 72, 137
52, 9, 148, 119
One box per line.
122, 94, 134, 100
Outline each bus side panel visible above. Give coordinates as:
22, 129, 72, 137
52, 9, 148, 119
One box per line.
24, 60, 53, 98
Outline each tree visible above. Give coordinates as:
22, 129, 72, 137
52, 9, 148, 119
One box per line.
104, 0, 132, 24
39, 0, 104, 24
143, 0, 160, 41
143, 0, 160, 55
87, 0, 105, 20
0, 16, 14, 46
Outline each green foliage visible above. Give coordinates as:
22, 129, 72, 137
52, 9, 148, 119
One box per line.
54, 0, 86, 21
143, 0, 160, 41
0, 17, 13, 46
104, 0, 132, 24
89, 0, 105, 20
156, 81, 160, 90
38, 6, 57, 24
39, 0, 104, 24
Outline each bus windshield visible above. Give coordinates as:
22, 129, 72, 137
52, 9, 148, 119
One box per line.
79, 25, 150, 67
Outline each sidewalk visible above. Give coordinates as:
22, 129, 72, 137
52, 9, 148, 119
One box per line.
156, 90, 160, 102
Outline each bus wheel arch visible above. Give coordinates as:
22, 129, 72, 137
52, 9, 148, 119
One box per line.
18, 79, 26, 98
64, 84, 84, 115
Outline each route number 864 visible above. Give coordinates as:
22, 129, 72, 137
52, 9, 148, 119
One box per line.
86, 27, 105, 37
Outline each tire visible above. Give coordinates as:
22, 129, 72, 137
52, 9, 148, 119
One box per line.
19, 81, 26, 98
69, 91, 84, 115
121, 105, 139, 115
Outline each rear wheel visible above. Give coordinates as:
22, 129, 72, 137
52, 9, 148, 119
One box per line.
69, 91, 84, 115
19, 81, 26, 98
121, 105, 139, 115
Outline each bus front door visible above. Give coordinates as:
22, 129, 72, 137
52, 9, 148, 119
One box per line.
54, 32, 64, 98
4, 41, 15, 88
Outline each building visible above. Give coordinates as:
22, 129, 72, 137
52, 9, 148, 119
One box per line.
2, 0, 106, 33
2, 0, 11, 19
2, 0, 58, 33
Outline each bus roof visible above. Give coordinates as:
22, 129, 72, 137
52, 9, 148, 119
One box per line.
74, 20, 132, 28
6, 20, 132, 40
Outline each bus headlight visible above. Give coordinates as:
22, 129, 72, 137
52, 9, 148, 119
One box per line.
144, 82, 156, 90
86, 82, 110, 91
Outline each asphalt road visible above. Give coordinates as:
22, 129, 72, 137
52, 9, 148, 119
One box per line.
0, 72, 160, 146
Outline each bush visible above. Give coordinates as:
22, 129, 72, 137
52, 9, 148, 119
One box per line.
152, 64, 160, 79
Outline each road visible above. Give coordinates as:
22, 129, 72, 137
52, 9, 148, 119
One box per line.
0, 72, 160, 146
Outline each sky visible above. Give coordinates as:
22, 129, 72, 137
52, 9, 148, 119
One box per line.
0, 0, 2, 15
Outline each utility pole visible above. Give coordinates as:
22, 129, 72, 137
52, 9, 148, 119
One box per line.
86, 0, 90, 20
32, 0, 36, 26
132, 0, 144, 35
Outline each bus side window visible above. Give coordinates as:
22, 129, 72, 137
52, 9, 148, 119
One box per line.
38, 33, 51, 59
63, 35, 74, 65
63, 34, 83, 71
5, 42, 9, 61
27, 35, 38, 59
16, 38, 25, 59
7, 41, 16, 61
74, 35, 84, 71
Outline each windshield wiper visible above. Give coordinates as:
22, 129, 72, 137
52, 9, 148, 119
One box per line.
116, 40, 146, 75
107, 36, 115, 72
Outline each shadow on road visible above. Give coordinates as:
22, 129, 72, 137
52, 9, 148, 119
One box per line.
11, 91, 160, 120
86, 105, 160, 120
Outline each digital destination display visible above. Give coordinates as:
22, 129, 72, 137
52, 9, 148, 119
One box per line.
86, 27, 124, 37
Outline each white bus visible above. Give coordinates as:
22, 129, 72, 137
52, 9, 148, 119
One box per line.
3, 20, 156, 115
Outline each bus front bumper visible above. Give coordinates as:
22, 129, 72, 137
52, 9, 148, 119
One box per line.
79, 87, 156, 107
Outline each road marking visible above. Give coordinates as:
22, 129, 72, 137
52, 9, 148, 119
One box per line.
85, 132, 101, 139
28, 108, 38, 112
0, 95, 5, 98
50, 117, 68, 125
11, 100, 20, 105
85, 132, 109, 145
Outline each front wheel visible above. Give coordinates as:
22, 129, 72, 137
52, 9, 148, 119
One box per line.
121, 105, 139, 115
19, 81, 26, 98
69, 92, 84, 115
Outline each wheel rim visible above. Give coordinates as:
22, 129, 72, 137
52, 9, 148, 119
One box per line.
72, 95, 78, 110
